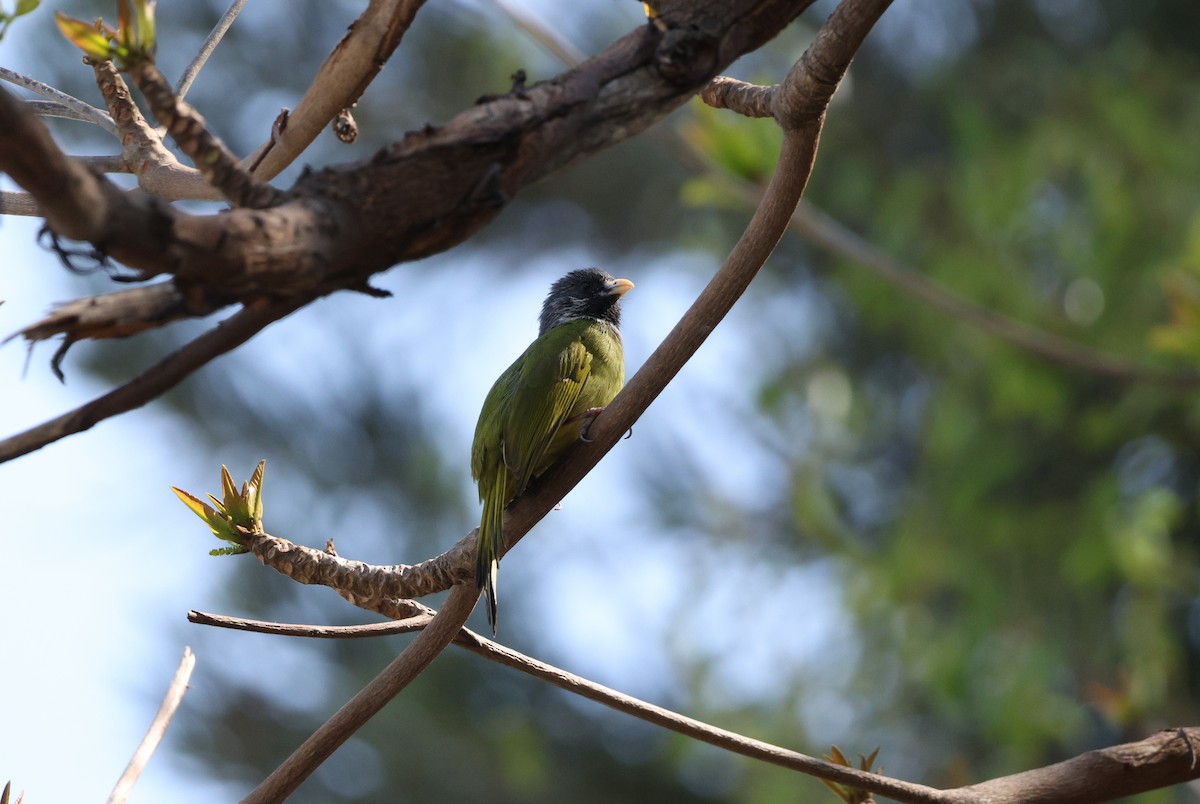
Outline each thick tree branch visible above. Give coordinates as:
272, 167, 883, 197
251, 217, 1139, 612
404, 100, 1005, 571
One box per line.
955, 728, 1200, 803
0, 83, 164, 249
3, 0, 818, 341
0, 0, 829, 464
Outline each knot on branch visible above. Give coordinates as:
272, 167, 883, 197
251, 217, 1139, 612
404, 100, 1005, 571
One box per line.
655, 26, 719, 87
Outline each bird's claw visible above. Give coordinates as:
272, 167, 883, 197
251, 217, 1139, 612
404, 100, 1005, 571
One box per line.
571, 406, 606, 442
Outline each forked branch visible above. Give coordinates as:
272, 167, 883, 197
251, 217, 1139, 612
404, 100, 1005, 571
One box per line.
241, 1, 891, 799
195, 610, 1200, 803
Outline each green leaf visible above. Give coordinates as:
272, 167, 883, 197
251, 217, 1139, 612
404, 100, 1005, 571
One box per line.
114, 0, 155, 58
220, 464, 237, 507
171, 486, 235, 540
54, 13, 114, 60
248, 459, 266, 522
172, 462, 267, 554
15, 0, 40, 16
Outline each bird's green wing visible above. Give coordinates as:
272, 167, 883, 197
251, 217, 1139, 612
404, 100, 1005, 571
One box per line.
471, 357, 522, 487
503, 336, 592, 494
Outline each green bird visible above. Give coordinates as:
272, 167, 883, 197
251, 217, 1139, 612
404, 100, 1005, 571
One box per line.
472, 268, 634, 634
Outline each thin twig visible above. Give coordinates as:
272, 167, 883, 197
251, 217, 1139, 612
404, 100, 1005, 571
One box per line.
192, 610, 946, 802
190, 610, 433, 638
175, 0, 250, 99
492, 0, 588, 66
0, 67, 117, 135
25, 99, 113, 128
786, 201, 1200, 389
0, 297, 311, 464
106, 647, 197, 804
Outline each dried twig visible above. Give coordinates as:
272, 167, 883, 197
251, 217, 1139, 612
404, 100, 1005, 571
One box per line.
175, 0, 250, 99
0, 66, 117, 134
492, 0, 588, 66
106, 647, 197, 804
0, 297, 310, 463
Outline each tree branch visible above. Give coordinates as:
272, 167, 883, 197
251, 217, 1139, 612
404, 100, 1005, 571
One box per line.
238, 0, 430, 182
700, 74, 777, 118
0, 0, 829, 461
786, 202, 1200, 389
192, 610, 946, 802
0, 296, 310, 463
242, 584, 480, 803
237, 1, 891, 797
125, 61, 283, 210
0, 66, 117, 135
106, 647, 196, 804
956, 728, 1200, 803
89, 60, 208, 203
175, 0, 249, 99
192, 610, 1200, 801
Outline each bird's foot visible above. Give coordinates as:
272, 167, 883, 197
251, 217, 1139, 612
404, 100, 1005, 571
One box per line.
568, 406, 606, 442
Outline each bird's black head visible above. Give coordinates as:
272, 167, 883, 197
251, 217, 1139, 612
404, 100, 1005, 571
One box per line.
538, 268, 634, 336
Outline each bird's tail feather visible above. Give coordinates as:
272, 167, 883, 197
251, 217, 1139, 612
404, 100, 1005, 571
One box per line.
475, 468, 506, 635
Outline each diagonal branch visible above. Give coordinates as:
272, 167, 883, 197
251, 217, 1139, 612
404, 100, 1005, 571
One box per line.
0, 66, 117, 134
0, 296, 310, 463
193, 609, 1200, 803
239, 0, 430, 182
242, 583, 480, 803
175, 0, 250, 100
107, 647, 197, 804
192, 610, 946, 802
694, 79, 1200, 390
955, 728, 1200, 803
786, 201, 1200, 389
240, 1, 892, 799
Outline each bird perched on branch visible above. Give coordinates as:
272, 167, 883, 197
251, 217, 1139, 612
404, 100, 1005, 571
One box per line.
472, 268, 634, 635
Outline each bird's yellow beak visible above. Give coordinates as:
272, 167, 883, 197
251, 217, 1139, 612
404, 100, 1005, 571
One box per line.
611, 278, 634, 296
